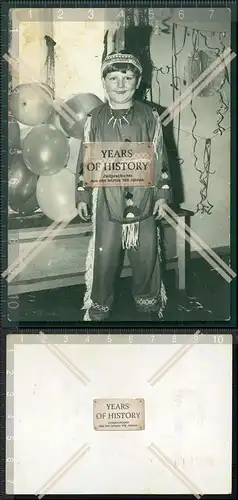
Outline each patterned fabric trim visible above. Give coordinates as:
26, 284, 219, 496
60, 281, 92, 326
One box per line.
82, 187, 99, 320
82, 115, 99, 322
151, 108, 163, 161
133, 227, 168, 318
135, 297, 158, 307
157, 226, 162, 262
102, 53, 142, 75
91, 302, 110, 313
134, 284, 167, 318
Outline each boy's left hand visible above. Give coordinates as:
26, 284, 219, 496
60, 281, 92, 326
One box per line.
153, 199, 167, 220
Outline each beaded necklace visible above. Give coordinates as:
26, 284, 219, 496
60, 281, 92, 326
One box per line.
107, 105, 133, 128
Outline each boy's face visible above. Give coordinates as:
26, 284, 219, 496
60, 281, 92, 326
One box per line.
103, 70, 141, 106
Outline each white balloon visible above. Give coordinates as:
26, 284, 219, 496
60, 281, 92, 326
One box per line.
36, 168, 78, 222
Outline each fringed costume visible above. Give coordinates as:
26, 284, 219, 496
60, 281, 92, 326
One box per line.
76, 54, 172, 321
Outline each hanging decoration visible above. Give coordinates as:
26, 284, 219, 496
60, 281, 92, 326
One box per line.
185, 29, 229, 214
196, 138, 214, 215
208, 32, 229, 137
151, 25, 187, 104
113, 17, 125, 53
150, 22, 230, 215
124, 8, 153, 100
102, 30, 109, 63
171, 24, 189, 152
156, 17, 172, 35
125, 8, 135, 28
149, 9, 173, 36
44, 34, 57, 98
186, 48, 226, 98
151, 23, 188, 170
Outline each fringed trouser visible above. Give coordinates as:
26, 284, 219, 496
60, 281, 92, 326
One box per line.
82, 189, 167, 321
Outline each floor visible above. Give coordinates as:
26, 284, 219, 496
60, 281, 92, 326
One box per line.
18, 254, 231, 325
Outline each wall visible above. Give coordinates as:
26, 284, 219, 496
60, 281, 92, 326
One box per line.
10, 8, 53, 87
52, 10, 107, 175
150, 8, 231, 249
54, 19, 105, 101
53, 8, 122, 100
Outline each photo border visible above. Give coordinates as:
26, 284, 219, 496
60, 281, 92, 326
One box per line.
0, 0, 237, 330
0, 329, 237, 498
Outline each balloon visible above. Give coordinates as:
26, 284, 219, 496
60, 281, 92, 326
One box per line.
36, 168, 78, 222
66, 138, 82, 175
8, 153, 38, 205
48, 106, 69, 137
20, 124, 32, 144
59, 93, 103, 138
9, 192, 39, 216
8, 114, 21, 150
76, 93, 103, 114
9, 83, 53, 126
22, 124, 70, 176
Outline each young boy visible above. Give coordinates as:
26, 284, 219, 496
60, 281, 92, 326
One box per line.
76, 51, 172, 321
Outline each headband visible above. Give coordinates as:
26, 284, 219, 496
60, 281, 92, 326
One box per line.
101, 53, 143, 75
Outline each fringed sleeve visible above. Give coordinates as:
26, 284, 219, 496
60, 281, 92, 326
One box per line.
151, 108, 172, 204
75, 115, 93, 207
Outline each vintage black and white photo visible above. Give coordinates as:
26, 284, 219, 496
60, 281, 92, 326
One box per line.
6, 7, 233, 323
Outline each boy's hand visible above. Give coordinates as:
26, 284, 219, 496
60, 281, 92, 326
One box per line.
153, 199, 167, 220
77, 201, 89, 221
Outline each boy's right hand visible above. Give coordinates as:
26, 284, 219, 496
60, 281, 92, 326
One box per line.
77, 202, 89, 221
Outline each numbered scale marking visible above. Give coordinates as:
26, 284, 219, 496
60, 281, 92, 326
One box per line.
6, 339, 15, 495
7, 332, 233, 344
7, 5, 235, 24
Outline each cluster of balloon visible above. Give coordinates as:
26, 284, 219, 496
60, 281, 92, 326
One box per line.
8, 83, 54, 216
34, 92, 103, 222
9, 86, 103, 221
